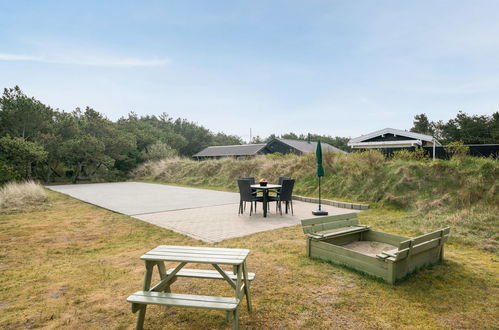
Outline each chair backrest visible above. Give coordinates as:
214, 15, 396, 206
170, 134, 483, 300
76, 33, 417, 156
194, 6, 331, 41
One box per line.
240, 177, 256, 185
237, 179, 254, 202
278, 176, 291, 185
279, 179, 295, 201
301, 213, 359, 235
394, 227, 451, 261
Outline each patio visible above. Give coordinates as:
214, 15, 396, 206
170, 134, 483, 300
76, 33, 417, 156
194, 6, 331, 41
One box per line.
47, 182, 359, 243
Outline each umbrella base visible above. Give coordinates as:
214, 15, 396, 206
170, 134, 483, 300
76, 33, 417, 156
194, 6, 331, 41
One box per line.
312, 209, 329, 216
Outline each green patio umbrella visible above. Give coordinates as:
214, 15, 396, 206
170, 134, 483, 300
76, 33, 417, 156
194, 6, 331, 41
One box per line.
312, 140, 328, 215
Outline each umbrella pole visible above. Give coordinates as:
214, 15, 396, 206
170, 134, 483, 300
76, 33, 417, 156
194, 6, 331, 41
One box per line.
318, 176, 321, 211
312, 175, 328, 216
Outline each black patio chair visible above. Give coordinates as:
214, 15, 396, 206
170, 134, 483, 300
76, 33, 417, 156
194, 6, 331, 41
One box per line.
241, 177, 256, 185
237, 179, 263, 216
269, 178, 295, 215
271, 176, 291, 197
239, 177, 260, 208
278, 176, 291, 185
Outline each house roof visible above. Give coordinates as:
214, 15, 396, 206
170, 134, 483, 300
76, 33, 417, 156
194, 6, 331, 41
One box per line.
276, 138, 347, 154
348, 128, 440, 145
192, 144, 267, 157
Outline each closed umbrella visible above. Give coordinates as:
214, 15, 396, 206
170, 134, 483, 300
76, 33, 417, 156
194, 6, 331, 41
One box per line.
312, 140, 328, 216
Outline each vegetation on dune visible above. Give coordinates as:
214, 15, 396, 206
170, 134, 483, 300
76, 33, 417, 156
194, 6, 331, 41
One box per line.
0, 191, 497, 329
0, 181, 48, 213
133, 151, 499, 252
1, 86, 497, 184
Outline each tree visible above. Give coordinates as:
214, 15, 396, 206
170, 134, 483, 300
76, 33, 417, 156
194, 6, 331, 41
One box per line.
0, 136, 47, 180
56, 108, 137, 182
272, 132, 351, 152
490, 112, 499, 143
410, 114, 434, 135
280, 132, 299, 140
211, 133, 243, 146
173, 118, 212, 156
439, 111, 495, 144
411, 111, 499, 144
0, 86, 54, 141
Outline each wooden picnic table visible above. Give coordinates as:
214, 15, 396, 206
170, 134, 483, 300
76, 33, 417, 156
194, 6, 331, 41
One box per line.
251, 184, 281, 217
127, 245, 254, 330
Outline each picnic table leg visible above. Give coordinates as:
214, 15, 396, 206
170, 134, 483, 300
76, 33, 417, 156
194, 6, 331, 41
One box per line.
156, 262, 176, 292
233, 264, 242, 330
136, 261, 154, 330
242, 261, 252, 312
232, 308, 239, 330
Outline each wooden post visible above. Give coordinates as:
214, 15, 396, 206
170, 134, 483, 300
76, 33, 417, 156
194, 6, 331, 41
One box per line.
386, 261, 396, 284
136, 261, 154, 330
439, 229, 445, 262
242, 262, 252, 312
233, 264, 242, 330
306, 237, 311, 257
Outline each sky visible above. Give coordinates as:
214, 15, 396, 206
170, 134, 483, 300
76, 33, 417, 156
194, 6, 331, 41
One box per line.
1, 1, 498, 142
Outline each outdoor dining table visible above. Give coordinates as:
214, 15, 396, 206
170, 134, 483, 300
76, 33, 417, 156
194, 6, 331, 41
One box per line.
127, 245, 253, 330
250, 184, 281, 217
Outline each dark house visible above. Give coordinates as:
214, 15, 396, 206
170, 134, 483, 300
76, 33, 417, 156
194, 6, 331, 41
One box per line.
348, 128, 440, 149
348, 127, 499, 159
193, 138, 346, 159
265, 138, 346, 155
192, 144, 267, 160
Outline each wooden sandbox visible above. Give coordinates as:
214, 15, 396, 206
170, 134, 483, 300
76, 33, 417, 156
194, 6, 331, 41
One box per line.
301, 213, 450, 284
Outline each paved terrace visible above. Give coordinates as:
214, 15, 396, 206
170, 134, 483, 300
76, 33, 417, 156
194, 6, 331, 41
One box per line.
47, 182, 359, 243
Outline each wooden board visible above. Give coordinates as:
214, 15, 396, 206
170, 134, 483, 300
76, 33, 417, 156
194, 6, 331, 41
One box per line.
127, 291, 239, 311
166, 268, 255, 281
141, 245, 250, 265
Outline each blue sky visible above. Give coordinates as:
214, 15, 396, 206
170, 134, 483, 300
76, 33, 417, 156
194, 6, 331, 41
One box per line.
1, 1, 498, 141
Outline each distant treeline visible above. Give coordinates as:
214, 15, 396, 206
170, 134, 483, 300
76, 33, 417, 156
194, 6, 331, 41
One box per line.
410, 112, 499, 144
1, 86, 497, 184
249, 112, 499, 151
0, 86, 242, 184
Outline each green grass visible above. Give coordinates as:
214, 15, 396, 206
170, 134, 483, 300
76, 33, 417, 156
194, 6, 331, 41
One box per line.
0, 190, 498, 329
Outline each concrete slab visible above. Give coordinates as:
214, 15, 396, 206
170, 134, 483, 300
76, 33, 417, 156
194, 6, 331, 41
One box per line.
47, 182, 360, 243
47, 182, 240, 215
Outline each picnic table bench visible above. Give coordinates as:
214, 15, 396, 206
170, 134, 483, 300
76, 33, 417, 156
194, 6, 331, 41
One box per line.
127, 245, 254, 330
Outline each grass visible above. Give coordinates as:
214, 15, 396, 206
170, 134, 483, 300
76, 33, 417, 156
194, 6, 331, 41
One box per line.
0, 190, 497, 329
0, 181, 48, 213
132, 153, 499, 252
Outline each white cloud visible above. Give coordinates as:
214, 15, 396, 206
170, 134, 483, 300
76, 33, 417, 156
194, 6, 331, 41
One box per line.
0, 53, 41, 61
0, 52, 169, 67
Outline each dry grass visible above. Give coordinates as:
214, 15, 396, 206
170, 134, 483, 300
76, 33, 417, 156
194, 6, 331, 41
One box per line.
0, 181, 48, 213
0, 191, 497, 329
133, 153, 499, 252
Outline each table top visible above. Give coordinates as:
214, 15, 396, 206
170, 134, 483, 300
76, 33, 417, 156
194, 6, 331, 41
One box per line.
141, 245, 250, 265
250, 184, 281, 189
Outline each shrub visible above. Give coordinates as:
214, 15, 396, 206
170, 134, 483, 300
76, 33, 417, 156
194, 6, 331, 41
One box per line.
445, 141, 470, 159
392, 148, 429, 161
141, 142, 177, 161
0, 181, 48, 213
0, 160, 21, 184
